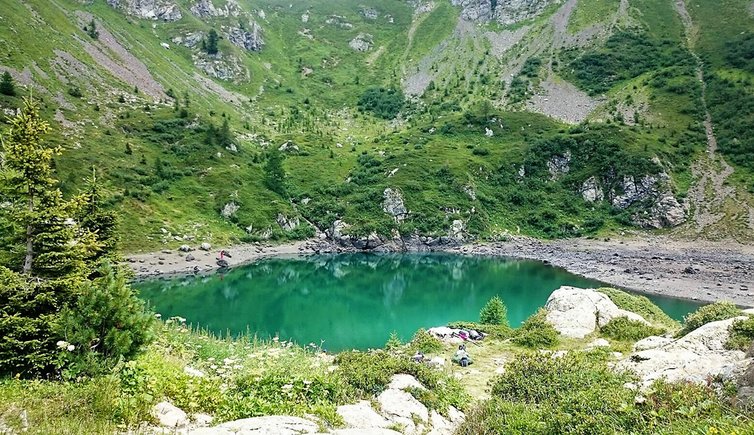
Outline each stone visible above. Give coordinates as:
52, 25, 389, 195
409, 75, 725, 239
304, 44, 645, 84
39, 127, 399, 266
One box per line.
388, 373, 426, 390
186, 254, 195, 262
337, 400, 391, 429
193, 413, 214, 426
151, 401, 188, 428
107, 0, 182, 21
221, 202, 239, 218
617, 317, 752, 386
544, 287, 649, 339
427, 356, 446, 369
331, 430, 402, 435
227, 24, 264, 52
581, 176, 604, 202
360, 6, 379, 19
200, 242, 212, 251
382, 188, 408, 222
349, 33, 374, 52
377, 388, 429, 434
587, 338, 610, 348
633, 336, 674, 351
276, 213, 300, 231
547, 151, 571, 181
188, 416, 319, 435
179, 244, 193, 252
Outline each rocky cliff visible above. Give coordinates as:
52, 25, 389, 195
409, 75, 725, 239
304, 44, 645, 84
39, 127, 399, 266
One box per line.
451, 0, 554, 24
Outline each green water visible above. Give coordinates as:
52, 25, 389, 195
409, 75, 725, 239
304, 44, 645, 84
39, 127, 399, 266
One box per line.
135, 253, 701, 351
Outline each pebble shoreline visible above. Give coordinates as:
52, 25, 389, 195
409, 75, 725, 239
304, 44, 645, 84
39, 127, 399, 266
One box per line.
126, 236, 754, 307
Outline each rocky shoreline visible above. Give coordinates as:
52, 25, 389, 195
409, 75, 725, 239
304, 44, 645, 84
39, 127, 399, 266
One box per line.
125, 235, 754, 307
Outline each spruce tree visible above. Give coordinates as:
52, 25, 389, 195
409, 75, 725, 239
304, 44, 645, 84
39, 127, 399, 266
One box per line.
218, 118, 235, 149
0, 71, 16, 96
76, 168, 118, 262
205, 29, 219, 55
86, 19, 98, 39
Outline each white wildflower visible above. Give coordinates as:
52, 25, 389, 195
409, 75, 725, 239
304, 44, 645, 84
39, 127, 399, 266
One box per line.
67, 344, 75, 352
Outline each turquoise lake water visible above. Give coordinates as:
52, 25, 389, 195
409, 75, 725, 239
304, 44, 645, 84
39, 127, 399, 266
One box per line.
135, 253, 702, 351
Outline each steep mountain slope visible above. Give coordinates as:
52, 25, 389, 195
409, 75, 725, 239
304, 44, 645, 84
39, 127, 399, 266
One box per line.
0, 0, 752, 252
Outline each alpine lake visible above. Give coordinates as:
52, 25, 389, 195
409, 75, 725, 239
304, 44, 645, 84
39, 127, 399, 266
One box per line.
135, 253, 702, 351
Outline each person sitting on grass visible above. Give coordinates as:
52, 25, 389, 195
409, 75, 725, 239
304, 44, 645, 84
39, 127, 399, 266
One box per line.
452, 345, 472, 367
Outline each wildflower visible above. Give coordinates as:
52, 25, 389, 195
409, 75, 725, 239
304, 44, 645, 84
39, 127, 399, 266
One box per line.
155, 313, 162, 319
210, 364, 218, 370
282, 384, 293, 391
56, 341, 68, 349
67, 344, 75, 352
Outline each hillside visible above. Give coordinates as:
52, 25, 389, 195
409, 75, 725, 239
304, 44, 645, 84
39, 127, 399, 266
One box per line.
0, 0, 753, 252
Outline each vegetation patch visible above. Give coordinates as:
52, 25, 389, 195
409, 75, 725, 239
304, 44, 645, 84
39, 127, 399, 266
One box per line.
598, 287, 679, 329
600, 317, 666, 342
676, 301, 742, 337
512, 309, 559, 348
725, 315, 754, 351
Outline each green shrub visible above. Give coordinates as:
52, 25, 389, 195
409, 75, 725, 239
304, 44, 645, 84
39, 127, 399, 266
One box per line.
408, 328, 443, 354
725, 316, 754, 351
357, 87, 405, 119
597, 287, 678, 329
58, 262, 155, 378
456, 399, 549, 435
384, 331, 403, 351
512, 309, 559, 348
677, 301, 741, 337
600, 317, 665, 342
479, 296, 508, 326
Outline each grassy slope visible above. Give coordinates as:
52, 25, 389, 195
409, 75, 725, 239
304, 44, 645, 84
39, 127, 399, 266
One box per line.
0, 0, 749, 252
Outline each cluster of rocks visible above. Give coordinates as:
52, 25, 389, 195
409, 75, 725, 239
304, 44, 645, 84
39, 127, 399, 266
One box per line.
149, 374, 464, 434
349, 33, 374, 52
107, 0, 181, 21
544, 286, 754, 407
190, 0, 241, 18
227, 24, 265, 52
192, 53, 248, 82
451, 0, 554, 25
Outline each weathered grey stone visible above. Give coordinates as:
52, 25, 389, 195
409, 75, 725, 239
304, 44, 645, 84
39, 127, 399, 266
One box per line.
227, 24, 264, 52
618, 317, 752, 386
633, 336, 674, 352
200, 242, 212, 251
276, 213, 300, 231
349, 33, 373, 52
544, 287, 648, 339
152, 401, 188, 428
581, 176, 604, 202
547, 151, 571, 180
337, 400, 391, 429
188, 416, 318, 434
221, 202, 239, 218
107, 0, 181, 21
383, 188, 408, 222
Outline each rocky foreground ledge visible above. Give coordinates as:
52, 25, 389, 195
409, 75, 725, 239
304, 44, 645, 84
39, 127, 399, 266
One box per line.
126, 235, 754, 306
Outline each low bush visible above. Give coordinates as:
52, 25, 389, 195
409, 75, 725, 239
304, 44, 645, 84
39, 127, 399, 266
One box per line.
597, 287, 678, 329
725, 316, 754, 351
408, 328, 443, 354
512, 309, 559, 348
600, 317, 665, 342
677, 301, 741, 337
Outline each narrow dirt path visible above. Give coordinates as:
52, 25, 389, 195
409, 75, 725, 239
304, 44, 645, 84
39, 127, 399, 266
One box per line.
673, 0, 754, 240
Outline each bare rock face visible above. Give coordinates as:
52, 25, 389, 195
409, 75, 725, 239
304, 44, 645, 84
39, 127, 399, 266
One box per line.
276, 213, 300, 231
580, 176, 604, 202
193, 53, 248, 82
544, 287, 649, 339
547, 151, 571, 181
107, 0, 182, 21
451, 0, 554, 25
349, 33, 374, 52
189, 416, 319, 435
151, 401, 188, 428
617, 317, 752, 387
227, 23, 265, 52
190, 0, 240, 18
383, 188, 408, 222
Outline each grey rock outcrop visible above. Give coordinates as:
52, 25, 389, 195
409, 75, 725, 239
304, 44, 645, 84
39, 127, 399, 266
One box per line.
227, 23, 264, 52
194, 54, 248, 82
544, 287, 649, 339
451, 0, 554, 25
107, 0, 182, 21
337, 401, 391, 429
617, 317, 752, 387
276, 213, 300, 231
547, 151, 571, 180
383, 188, 408, 222
360, 7, 379, 19
349, 33, 374, 52
221, 202, 239, 218
172, 32, 205, 48
189, 416, 319, 434
190, 0, 240, 18
580, 176, 604, 202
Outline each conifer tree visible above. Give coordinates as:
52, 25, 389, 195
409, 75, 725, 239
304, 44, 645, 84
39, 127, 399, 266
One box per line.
0, 71, 16, 96
76, 168, 118, 262
205, 29, 219, 55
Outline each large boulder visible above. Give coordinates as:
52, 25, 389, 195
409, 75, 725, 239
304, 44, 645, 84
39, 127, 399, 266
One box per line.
227, 24, 264, 52
617, 316, 752, 386
337, 400, 391, 429
544, 287, 649, 339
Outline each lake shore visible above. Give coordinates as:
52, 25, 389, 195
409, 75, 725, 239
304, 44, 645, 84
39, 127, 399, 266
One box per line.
125, 235, 754, 307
